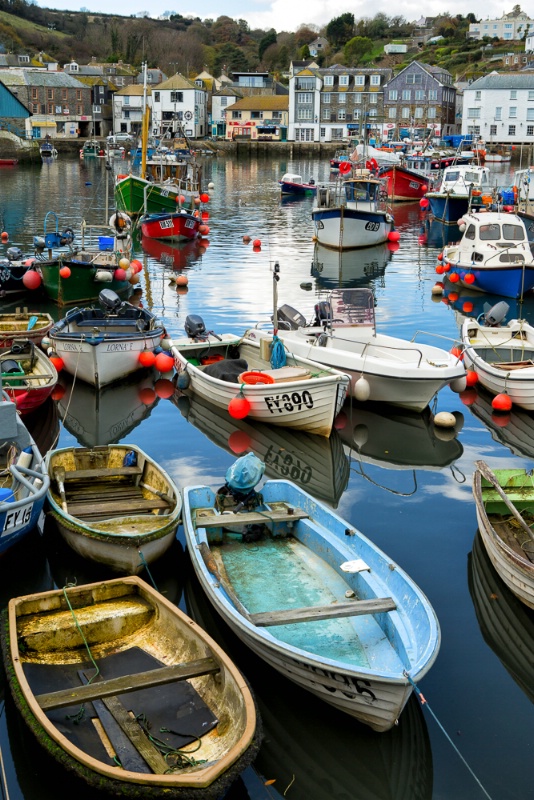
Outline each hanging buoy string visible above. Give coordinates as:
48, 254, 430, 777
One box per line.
404, 671, 495, 800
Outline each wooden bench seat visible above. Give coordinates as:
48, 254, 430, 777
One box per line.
249, 597, 396, 627
194, 506, 309, 529
68, 497, 171, 517
61, 466, 143, 481
35, 657, 220, 711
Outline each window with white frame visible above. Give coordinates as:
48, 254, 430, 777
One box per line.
468, 108, 481, 118
528, 125, 534, 135
332, 128, 344, 140
295, 128, 315, 141
322, 93, 331, 103
323, 75, 334, 86
369, 94, 377, 104
510, 90, 517, 99
475, 91, 481, 100
527, 108, 534, 121
297, 108, 313, 119
509, 107, 517, 118
320, 127, 326, 138
298, 93, 313, 103
339, 75, 349, 86
369, 108, 377, 117
402, 107, 410, 118
370, 75, 380, 86
354, 94, 362, 103
414, 107, 423, 118
406, 73, 422, 84
508, 125, 516, 135
495, 107, 502, 120
338, 109, 346, 120
468, 125, 480, 135
355, 76, 365, 86
389, 90, 398, 100
322, 108, 330, 120
415, 90, 425, 101
339, 94, 346, 104
427, 107, 436, 118
490, 124, 497, 135
402, 90, 411, 100
529, 91, 534, 101
353, 109, 360, 119
428, 90, 437, 101
220, 97, 228, 106
388, 107, 396, 118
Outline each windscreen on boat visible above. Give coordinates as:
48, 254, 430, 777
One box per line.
478, 223, 525, 242
329, 289, 376, 327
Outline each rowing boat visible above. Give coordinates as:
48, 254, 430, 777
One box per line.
46, 443, 181, 574
1, 576, 259, 798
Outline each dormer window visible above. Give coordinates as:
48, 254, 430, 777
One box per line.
355, 76, 365, 87
324, 75, 334, 86
339, 75, 349, 87
370, 75, 380, 86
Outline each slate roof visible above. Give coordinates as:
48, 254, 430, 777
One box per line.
156, 73, 199, 91
114, 84, 151, 96
229, 96, 288, 111
468, 72, 534, 89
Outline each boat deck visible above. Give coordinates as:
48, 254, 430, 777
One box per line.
213, 536, 403, 672
493, 517, 534, 564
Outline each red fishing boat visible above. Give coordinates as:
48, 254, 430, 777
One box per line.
378, 163, 432, 201
1, 341, 58, 415
140, 209, 200, 241
0, 158, 18, 166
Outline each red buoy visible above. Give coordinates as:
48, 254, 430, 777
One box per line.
449, 273, 460, 283
1, 232, 8, 241
51, 384, 66, 402
252, 239, 261, 247
154, 378, 175, 399
114, 268, 127, 281
436, 264, 444, 274
465, 370, 479, 387
448, 292, 459, 303
464, 273, 475, 284
199, 224, 210, 236
450, 346, 464, 360
228, 395, 251, 419
50, 355, 64, 372
200, 193, 210, 203
59, 266, 71, 279
492, 393, 512, 412
138, 350, 156, 367
130, 259, 143, 273
175, 274, 188, 286
419, 198, 429, 209
154, 352, 174, 373
388, 230, 401, 242
22, 271, 42, 290
462, 301, 474, 313
228, 430, 252, 454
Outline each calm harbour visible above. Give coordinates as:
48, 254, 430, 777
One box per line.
0, 152, 532, 800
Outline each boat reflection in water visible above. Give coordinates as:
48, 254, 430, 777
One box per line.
463, 385, 534, 459
469, 531, 534, 704
337, 401, 464, 494
55, 372, 160, 448
141, 235, 202, 270
172, 390, 349, 507
24, 396, 60, 456
311, 242, 391, 289
183, 555, 433, 800
422, 217, 461, 248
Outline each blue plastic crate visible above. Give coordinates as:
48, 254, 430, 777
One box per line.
98, 236, 114, 251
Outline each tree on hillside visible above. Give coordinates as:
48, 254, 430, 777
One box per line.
259, 29, 276, 61
295, 26, 317, 47
326, 13, 354, 49
212, 15, 242, 44
344, 36, 373, 65
213, 41, 250, 74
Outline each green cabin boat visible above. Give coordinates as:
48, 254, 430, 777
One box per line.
115, 156, 202, 216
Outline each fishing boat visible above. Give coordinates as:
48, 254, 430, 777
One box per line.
140, 209, 200, 242
0, 158, 18, 166
173, 389, 350, 507
33, 211, 133, 306
0, 340, 58, 415
115, 158, 203, 217
0, 380, 50, 556
443, 212, 534, 297
473, 460, 534, 610
40, 139, 57, 159
46, 289, 166, 389
0, 247, 53, 298
279, 174, 317, 196
425, 165, 492, 223
169, 316, 349, 438
1, 576, 260, 798
484, 144, 512, 163
45, 443, 182, 573
312, 170, 394, 250
182, 453, 440, 732
461, 305, 534, 409
273, 287, 467, 411
330, 150, 352, 170
0, 309, 53, 348
80, 139, 104, 158
378, 161, 434, 202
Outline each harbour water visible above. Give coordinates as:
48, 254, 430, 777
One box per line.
0, 154, 532, 800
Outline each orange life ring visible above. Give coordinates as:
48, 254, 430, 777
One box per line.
239, 371, 275, 385
117, 174, 128, 180
339, 161, 352, 174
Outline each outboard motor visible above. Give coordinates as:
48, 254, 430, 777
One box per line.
276, 304, 307, 331
482, 301, 509, 327
6, 247, 22, 262
184, 314, 206, 339
33, 236, 46, 251
98, 289, 123, 313
314, 301, 333, 326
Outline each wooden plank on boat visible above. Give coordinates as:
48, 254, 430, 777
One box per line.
35, 657, 220, 711
492, 360, 534, 370
195, 507, 309, 528
101, 694, 168, 773
249, 598, 396, 627
67, 497, 170, 516
62, 466, 143, 481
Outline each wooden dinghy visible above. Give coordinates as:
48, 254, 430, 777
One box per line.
0, 309, 54, 348
46, 444, 182, 574
0, 340, 58, 415
1, 576, 260, 799
473, 460, 534, 609
183, 458, 440, 732
170, 319, 349, 438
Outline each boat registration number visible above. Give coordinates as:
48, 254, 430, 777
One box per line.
365, 222, 380, 232
409, 181, 420, 189
264, 391, 313, 414
2, 502, 33, 535
185, 219, 195, 229
159, 219, 173, 229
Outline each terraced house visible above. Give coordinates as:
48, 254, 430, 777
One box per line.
288, 66, 392, 143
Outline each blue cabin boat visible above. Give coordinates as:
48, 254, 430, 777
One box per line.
279, 173, 317, 196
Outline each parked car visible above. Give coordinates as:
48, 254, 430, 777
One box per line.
107, 134, 133, 145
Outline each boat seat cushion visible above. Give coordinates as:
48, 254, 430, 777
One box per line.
203, 358, 248, 383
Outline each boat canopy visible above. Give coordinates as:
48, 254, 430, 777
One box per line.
281, 173, 303, 184
323, 288, 376, 329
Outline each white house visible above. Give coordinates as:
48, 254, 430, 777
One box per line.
309, 37, 328, 58
469, 10, 534, 41
112, 85, 150, 137
461, 72, 534, 144
151, 73, 207, 139
211, 87, 242, 137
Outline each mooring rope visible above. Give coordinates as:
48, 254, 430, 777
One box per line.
404, 672, 494, 800
0, 740, 10, 800
137, 549, 158, 591
62, 582, 100, 722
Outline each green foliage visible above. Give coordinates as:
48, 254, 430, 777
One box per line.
258, 28, 276, 61
344, 36, 373, 66
326, 12, 354, 49
299, 43, 310, 59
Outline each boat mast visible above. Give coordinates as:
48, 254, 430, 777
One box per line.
141, 62, 149, 180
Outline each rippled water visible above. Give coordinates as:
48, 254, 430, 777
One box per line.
0, 154, 532, 800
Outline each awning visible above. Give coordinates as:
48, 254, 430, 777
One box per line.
30, 120, 56, 127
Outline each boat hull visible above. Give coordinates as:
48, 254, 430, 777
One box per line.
280, 181, 316, 196
0, 313, 53, 348
39, 262, 131, 306
451, 263, 534, 298
473, 469, 534, 609
115, 176, 196, 216
171, 332, 348, 437
183, 479, 440, 733
379, 166, 429, 201
312, 207, 393, 249
426, 194, 469, 223
140, 211, 200, 241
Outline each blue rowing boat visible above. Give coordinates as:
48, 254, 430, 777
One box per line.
183, 454, 440, 732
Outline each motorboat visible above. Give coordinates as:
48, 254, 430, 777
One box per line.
0, 339, 58, 415
140, 209, 200, 241
312, 170, 394, 250
425, 165, 492, 223
273, 287, 467, 411
442, 211, 534, 297
279, 173, 317, 196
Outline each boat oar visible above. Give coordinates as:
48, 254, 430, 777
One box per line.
476, 460, 534, 543
26, 315, 38, 331
53, 466, 68, 514
198, 541, 251, 620
140, 482, 174, 506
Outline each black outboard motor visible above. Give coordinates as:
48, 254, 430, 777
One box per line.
185, 314, 206, 339
6, 247, 22, 262
276, 304, 307, 331
314, 301, 333, 326
99, 289, 123, 314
